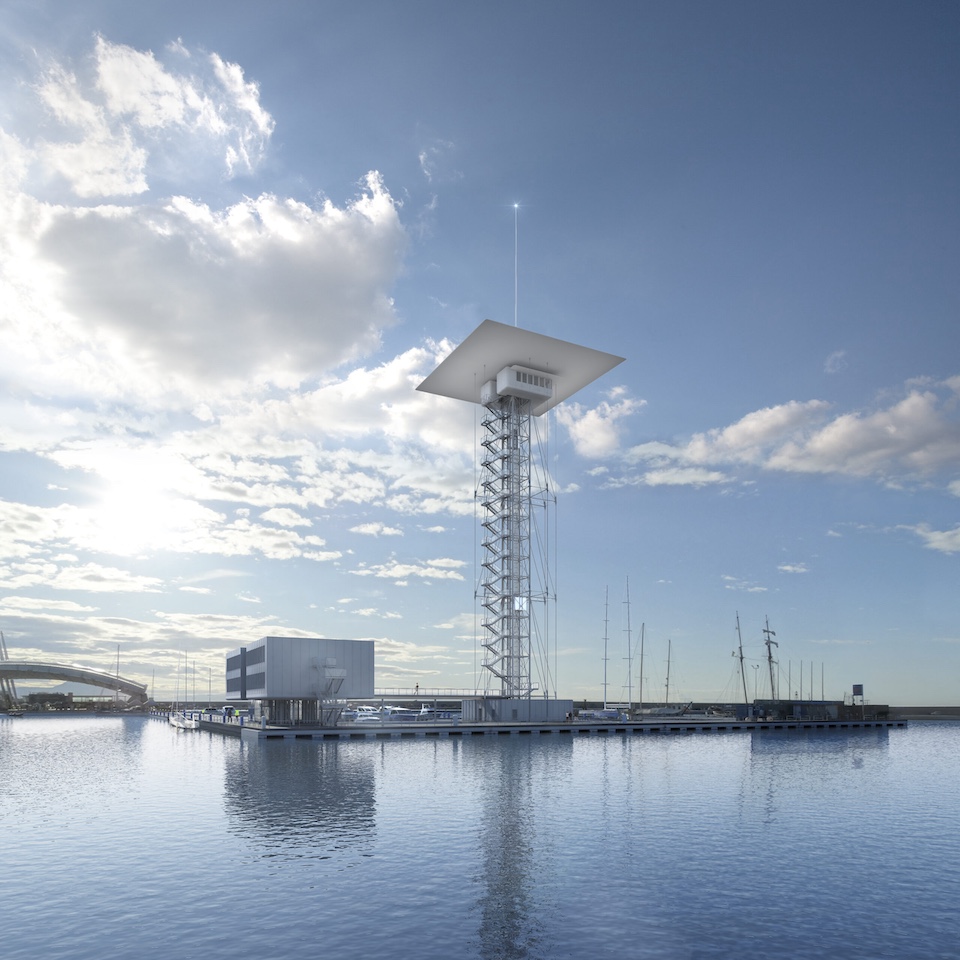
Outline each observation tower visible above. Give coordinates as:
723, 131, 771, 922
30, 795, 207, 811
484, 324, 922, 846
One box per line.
418, 319, 623, 721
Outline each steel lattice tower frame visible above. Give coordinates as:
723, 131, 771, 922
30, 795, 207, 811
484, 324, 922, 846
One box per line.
479, 394, 533, 698
418, 320, 624, 701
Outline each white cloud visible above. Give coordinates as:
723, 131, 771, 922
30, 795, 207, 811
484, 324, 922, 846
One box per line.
11, 177, 405, 401
353, 606, 403, 619
777, 563, 808, 574
32, 36, 274, 198
0, 38, 483, 588
0, 595, 98, 612
767, 388, 960, 479
176, 568, 250, 585
555, 390, 645, 458
35, 64, 149, 197
824, 350, 848, 374
0, 561, 165, 593
0, 334, 477, 570
636, 467, 729, 488
417, 137, 460, 184
686, 400, 832, 466
0, 486, 344, 564
903, 523, 960, 555
623, 379, 960, 488
1, 38, 406, 410
722, 575, 767, 593
349, 557, 467, 582
260, 507, 310, 528
350, 522, 403, 536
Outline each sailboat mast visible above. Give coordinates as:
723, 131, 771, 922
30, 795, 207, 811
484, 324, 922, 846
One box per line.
624, 577, 633, 713
602, 586, 609, 709
665, 638, 671, 706
763, 617, 778, 701
736, 613, 749, 707
174, 651, 180, 711
638, 622, 645, 712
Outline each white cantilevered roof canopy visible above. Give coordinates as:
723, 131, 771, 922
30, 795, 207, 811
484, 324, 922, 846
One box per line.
416, 319, 624, 415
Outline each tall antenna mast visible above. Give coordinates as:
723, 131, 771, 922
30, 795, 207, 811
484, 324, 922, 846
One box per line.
513, 203, 519, 327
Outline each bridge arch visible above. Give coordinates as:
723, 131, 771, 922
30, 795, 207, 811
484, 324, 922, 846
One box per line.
0, 661, 149, 706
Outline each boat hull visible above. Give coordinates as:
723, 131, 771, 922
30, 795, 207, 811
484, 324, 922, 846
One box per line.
169, 713, 199, 730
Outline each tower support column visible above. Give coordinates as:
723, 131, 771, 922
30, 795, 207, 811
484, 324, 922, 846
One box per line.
479, 394, 532, 698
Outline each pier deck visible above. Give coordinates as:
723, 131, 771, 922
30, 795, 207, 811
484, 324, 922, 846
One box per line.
154, 711, 906, 741
237, 717, 906, 741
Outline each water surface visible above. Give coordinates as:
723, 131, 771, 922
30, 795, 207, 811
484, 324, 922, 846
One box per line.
2, 716, 956, 959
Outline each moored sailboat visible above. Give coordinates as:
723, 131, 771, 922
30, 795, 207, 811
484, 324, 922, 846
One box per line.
169, 652, 199, 730
636, 638, 692, 716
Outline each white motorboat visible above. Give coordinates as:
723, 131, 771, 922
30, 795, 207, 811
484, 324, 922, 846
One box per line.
349, 705, 420, 723
169, 711, 199, 730
382, 706, 419, 722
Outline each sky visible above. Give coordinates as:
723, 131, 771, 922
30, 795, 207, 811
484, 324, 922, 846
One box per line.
0, 0, 957, 706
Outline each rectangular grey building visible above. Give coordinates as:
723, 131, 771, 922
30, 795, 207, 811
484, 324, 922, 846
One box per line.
225, 636, 374, 702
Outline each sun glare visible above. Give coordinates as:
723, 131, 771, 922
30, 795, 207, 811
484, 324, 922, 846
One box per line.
83, 450, 205, 557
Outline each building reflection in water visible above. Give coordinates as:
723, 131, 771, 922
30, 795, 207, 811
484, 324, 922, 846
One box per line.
223, 741, 376, 859
746, 727, 890, 825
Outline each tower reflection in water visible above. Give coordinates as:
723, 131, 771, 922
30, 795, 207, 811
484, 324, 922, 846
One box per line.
469, 737, 568, 959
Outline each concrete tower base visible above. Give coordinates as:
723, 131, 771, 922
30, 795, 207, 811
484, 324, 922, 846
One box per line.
462, 698, 574, 723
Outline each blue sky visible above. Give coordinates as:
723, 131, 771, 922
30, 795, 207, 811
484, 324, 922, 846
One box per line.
0, 1, 957, 705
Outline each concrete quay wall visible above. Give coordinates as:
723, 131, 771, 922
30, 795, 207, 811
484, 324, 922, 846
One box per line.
236, 716, 907, 742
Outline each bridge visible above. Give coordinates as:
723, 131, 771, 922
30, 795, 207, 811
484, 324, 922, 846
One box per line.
0, 661, 149, 707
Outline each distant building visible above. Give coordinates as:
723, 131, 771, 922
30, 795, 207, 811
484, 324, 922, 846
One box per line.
750, 699, 890, 721
225, 636, 374, 725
